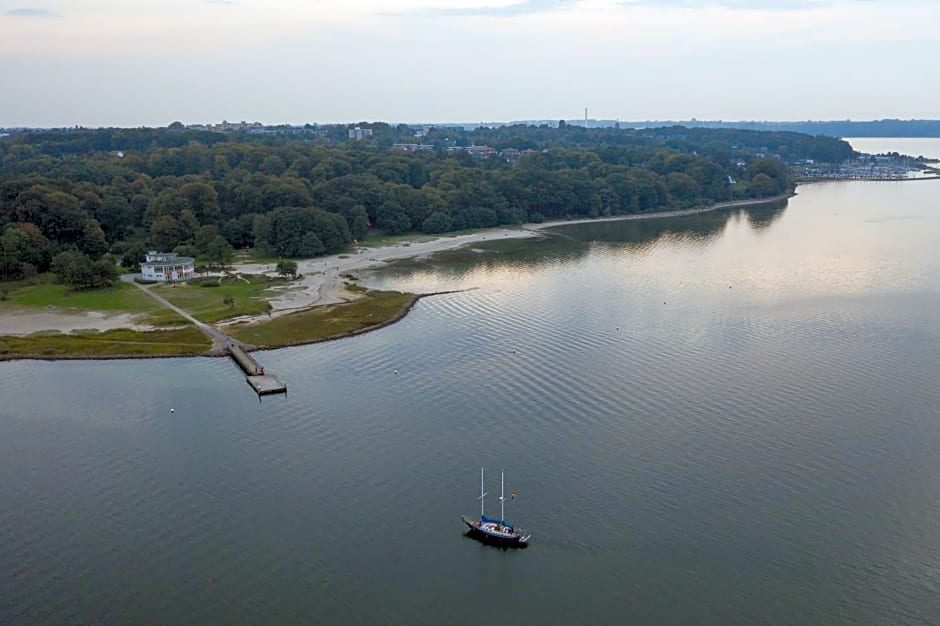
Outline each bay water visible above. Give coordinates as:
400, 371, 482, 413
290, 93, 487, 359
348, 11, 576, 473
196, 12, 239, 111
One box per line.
2, 173, 940, 624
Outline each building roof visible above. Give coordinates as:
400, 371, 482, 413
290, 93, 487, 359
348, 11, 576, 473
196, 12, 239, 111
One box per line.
140, 254, 195, 267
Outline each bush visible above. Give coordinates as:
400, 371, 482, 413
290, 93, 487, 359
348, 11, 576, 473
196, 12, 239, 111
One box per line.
187, 276, 222, 287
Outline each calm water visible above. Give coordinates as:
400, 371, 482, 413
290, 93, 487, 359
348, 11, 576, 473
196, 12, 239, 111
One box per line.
3, 179, 940, 625
847, 137, 940, 160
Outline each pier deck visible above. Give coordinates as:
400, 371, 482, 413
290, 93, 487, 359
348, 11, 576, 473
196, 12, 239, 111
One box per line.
246, 374, 288, 395
229, 344, 287, 396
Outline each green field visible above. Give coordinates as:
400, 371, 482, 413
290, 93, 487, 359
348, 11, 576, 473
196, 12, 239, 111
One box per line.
0, 326, 212, 358
151, 274, 291, 323
228, 290, 413, 347
0, 280, 186, 326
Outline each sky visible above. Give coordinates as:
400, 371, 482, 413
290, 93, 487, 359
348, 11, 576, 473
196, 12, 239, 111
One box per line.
0, 0, 937, 127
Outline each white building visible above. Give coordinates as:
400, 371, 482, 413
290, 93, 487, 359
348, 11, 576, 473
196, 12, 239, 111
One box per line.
348, 126, 373, 140
140, 251, 195, 282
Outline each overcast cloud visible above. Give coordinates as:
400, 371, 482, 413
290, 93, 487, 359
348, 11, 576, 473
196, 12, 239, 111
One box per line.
0, 0, 936, 126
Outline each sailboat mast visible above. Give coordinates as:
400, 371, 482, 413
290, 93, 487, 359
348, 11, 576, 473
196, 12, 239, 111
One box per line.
479, 467, 487, 517
500, 470, 505, 522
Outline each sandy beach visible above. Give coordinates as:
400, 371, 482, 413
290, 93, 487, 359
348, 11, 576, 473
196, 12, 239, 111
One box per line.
0, 228, 538, 336
0, 308, 156, 336
219, 226, 541, 325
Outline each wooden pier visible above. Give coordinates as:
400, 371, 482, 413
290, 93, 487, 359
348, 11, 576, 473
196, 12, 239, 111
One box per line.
228, 344, 287, 396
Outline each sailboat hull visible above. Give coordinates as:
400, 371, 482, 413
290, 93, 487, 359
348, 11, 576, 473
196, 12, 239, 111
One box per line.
462, 516, 530, 547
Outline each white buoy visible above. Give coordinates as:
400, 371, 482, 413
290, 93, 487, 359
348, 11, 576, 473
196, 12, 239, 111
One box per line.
170, 408, 175, 413
393, 369, 398, 374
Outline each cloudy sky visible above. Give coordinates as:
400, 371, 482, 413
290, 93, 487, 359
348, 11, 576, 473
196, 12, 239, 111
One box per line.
0, 0, 937, 127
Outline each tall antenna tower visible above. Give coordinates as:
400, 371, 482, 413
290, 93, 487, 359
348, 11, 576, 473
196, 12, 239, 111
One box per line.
584, 107, 588, 127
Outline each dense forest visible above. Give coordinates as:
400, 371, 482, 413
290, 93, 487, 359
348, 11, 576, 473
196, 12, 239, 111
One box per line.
0, 124, 852, 285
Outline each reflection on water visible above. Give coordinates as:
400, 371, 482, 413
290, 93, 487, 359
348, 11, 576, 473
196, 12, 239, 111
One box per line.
3, 180, 940, 625
364, 183, 940, 304
546, 200, 788, 246
365, 203, 788, 292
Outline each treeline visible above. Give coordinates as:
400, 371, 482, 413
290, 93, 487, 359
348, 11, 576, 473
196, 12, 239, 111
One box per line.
622, 119, 940, 140
0, 124, 810, 282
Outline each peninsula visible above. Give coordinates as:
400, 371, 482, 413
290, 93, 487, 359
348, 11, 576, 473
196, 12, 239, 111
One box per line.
0, 121, 905, 359
0, 193, 791, 360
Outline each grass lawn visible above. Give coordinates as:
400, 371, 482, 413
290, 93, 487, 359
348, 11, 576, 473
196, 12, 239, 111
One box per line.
228, 289, 413, 347
234, 249, 276, 264
152, 274, 291, 323
0, 279, 187, 326
0, 326, 212, 358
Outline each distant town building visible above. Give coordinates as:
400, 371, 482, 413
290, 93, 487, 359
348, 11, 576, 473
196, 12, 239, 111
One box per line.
197, 120, 265, 133
348, 127, 373, 140
392, 143, 434, 152
466, 145, 497, 158
140, 252, 195, 282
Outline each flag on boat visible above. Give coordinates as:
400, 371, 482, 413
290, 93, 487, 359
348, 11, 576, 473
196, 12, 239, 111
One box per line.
511, 492, 517, 499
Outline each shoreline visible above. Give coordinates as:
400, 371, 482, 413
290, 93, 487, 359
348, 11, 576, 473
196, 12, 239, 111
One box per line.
0, 188, 824, 361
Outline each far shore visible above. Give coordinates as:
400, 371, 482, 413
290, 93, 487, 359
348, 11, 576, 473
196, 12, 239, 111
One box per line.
1, 190, 796, 359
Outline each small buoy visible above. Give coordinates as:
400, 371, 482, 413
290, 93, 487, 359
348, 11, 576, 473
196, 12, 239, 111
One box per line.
512, 349, 517, 354
393, 369, 398, 374
170, 408, 175, 413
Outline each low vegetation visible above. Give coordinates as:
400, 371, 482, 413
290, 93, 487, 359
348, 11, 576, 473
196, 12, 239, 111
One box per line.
0, 279, 186, 325
228, 289, 413, 347
152, 273, 289, 323
0, 326, 211, 358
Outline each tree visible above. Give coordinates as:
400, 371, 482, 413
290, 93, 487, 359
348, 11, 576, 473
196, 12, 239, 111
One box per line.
339, 205, 370, 240
206, 236, 233, 269
194, 224, 221, 254
747, 158, 790, 195
748, 173, 777, 198
421, 211, 452, 234
276, 260, 299, 278
179, 182, 220, 222
121, 241, 148, 269
97, 194, 134, 241
665, 172, 701, 205
80, 218, 109, 259
51, 250, 118, 290
12, 186, 86, 244
375, 200, 411, 234
257, 206, 352, 257
0, 222, 53, 279
150, 215, 185, 251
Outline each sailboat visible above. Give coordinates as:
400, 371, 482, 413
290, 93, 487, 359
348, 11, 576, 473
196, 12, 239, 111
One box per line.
462, 468, 531, 547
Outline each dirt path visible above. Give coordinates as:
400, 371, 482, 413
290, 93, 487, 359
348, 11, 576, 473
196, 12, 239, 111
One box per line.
121, 276, 241, 353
